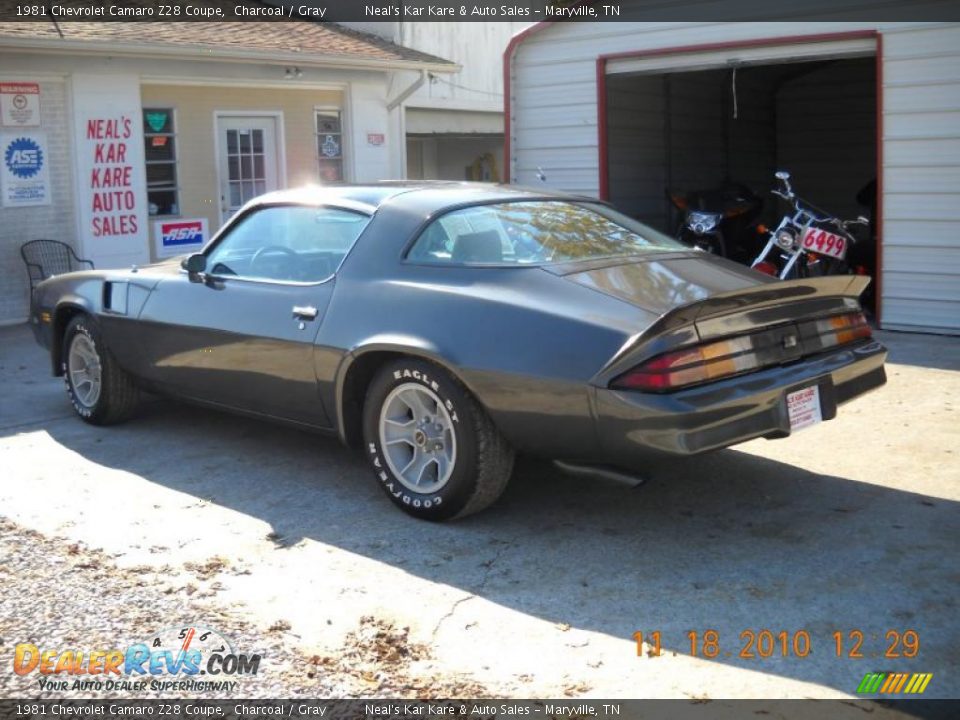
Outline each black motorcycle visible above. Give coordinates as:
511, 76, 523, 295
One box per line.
667, 182, 763, 262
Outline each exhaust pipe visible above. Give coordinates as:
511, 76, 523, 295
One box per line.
553, 461, 646, 488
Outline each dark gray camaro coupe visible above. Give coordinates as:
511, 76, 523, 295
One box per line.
30, 183, 886, 520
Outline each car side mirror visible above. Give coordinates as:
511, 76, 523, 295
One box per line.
183, 253, 206, 281
775, 170, 791, 181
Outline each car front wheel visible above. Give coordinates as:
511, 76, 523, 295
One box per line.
62, 315, 140, 425
362, 359, 514, 521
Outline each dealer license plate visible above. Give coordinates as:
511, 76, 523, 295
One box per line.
801, 227, 847, 260
787, 386, 822, 432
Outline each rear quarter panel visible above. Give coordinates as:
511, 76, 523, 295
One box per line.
320, 201, 655, 459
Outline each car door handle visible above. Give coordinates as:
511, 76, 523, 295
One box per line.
292, 305, 318, 320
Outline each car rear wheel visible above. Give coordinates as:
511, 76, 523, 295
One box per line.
63, 315, 140, 425
362, 359, 514, 521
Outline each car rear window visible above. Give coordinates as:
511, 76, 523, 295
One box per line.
406, 200, 685, 266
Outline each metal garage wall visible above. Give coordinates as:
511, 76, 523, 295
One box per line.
880, 24, 960, 333
775, 59, 876, 227
508, 21, 960, 333
606, 68, 775, 231
605, 74, 665, 223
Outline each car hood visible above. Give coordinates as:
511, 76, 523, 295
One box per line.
548, 252, 773, 317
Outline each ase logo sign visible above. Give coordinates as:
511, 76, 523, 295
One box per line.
153, 218, 208, 258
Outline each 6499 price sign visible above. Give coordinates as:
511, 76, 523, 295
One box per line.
802, 226, 848, 260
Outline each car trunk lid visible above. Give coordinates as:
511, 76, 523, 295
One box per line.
554, 255, 872, 387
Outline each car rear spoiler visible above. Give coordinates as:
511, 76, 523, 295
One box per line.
594, 275, 871, 385
668, 275, 870, 339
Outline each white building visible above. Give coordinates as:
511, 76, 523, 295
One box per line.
343, 21, 530, 181
0, 21, 457, 325
506, 22, 960, 334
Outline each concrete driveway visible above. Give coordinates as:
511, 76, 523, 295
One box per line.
1, 322, 958, 699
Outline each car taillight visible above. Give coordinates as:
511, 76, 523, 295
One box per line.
816, 311, 872, 348
611, 336, 761, 391
611, 311, 871, 392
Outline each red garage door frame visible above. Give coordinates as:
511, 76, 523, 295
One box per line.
595, 30, 885, 323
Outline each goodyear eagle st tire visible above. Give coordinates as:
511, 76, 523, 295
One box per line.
363, 359, 514, 521
62, 315, 140, 425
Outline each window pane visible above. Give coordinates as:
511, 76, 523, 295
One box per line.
407, 201, 685, 265
145, 135, 175, 162
253, 155, 264, 179
228, 155, 239, 181
318, 159, 342, 182
239, 131, 251, 153
148, 189, 178, 216
318, 134, 341, 159
240, 155, 252, 179
252, 130, 263, 153
146, 162, 176, 187
204, 205, 371, 282
226, 129, 238, 154
316, 111, 341, 133
143, 109, 173, 134
229, 182, 241, 207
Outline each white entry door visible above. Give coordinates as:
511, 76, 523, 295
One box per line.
217, 116, 280, 224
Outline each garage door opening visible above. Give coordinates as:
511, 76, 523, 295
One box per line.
603, 51, 878, 309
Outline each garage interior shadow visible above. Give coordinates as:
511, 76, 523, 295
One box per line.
16, 383, 958, 698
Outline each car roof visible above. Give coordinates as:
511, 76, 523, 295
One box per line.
251, 182, 595, 214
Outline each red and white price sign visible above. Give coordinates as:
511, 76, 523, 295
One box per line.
802, 226, 847, 260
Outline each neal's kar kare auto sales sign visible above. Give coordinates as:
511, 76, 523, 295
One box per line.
154, 218, 208, 258
1, 132, 50, 206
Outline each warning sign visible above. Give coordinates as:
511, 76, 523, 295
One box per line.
1, 83, 41, 127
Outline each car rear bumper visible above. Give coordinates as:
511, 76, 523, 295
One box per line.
595, 339, 887, 459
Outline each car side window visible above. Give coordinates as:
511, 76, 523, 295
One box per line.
205, 205, 370, 283
407, 201, 684, 266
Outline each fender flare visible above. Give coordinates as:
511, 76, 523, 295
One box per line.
333, 336, 471, 447
51, 296, 96, 375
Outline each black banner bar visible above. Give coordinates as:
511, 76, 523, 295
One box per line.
0, 0, 959, 23
1, 700, 958, 720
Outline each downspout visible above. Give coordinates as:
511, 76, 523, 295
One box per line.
387, 69, 426, 111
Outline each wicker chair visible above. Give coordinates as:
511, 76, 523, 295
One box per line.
20, 239, 94, 292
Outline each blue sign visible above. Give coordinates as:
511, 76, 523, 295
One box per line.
4, 136, 43, 179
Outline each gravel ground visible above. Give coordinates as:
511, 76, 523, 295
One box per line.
0, 517, 488, 700
2, 323, 959, 701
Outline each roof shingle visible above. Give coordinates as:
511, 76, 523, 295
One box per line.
0, 3, 456, 68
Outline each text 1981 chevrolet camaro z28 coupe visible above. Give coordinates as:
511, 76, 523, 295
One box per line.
30, 183, 887, 520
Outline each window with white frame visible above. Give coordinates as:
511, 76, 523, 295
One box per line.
315, 109, 344, 182
143, 108, 179, 216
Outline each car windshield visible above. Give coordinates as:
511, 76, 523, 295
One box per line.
407, 200, 685, 265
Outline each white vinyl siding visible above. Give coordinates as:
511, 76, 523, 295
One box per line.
508, 21, 960, 333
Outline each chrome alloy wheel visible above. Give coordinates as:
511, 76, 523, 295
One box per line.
378, 382, 457, 494
68, 333, 102, 408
